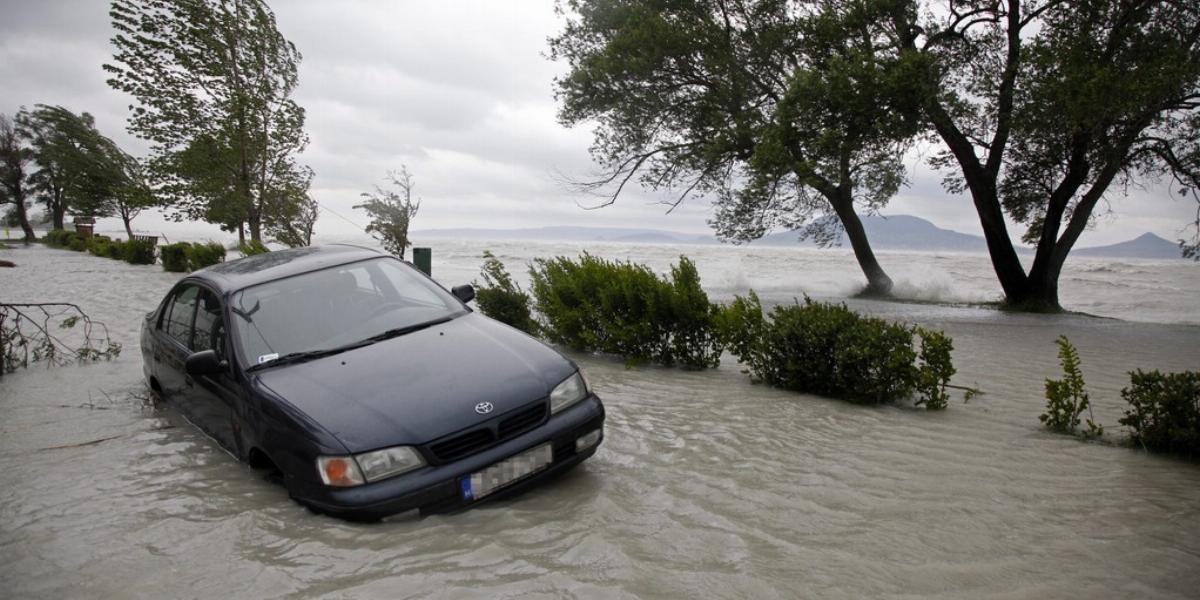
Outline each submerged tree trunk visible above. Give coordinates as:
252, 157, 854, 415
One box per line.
828, 191, 893, 297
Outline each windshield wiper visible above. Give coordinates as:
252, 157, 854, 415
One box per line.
246, 316, 456, 372
365, 315, 454, 343
246, 342, 369, 372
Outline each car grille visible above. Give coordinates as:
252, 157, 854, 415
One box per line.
427, 401, 549, 463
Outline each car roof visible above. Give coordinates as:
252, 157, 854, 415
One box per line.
189, 244, 388, 293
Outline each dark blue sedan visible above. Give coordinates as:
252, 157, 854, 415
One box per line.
140, 245, 605, 520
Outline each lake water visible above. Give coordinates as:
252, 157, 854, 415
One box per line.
1, 240, 1198, 599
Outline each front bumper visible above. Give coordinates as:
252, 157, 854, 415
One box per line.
296, 394, 605, 520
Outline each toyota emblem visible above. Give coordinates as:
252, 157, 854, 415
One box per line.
474, 402, 494, 415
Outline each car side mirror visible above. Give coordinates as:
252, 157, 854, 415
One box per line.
186, 349, 228, 376
452, 284, 475, 304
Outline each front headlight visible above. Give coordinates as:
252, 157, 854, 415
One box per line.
355, 446, 425, 482
317, 446, 425, 487
550, 370, 588, 415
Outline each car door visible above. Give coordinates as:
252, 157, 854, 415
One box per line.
188, 287, 240, 453
153, 284, 199, 406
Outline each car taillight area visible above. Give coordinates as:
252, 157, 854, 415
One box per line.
426, 400, 549, 463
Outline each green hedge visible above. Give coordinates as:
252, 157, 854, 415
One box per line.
121, 238, 156, 265
529, 253, 722, 369
474, 250, 538, 334
86, 235, 113, 257
160, 241, 226, 272
160, 242, 190, 272
186, 241, 226, 270
718, 292, 954, 407
1120, 370, 1200, 459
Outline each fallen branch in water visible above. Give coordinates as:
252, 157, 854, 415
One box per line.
0, 303, 121, 375
37, 434, 127, 451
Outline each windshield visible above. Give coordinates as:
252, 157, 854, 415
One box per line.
230, 257, 466, 368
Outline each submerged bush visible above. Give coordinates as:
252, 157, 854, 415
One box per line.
160, 242, 190, 272
529, 253, 722, 369
42, 229, 68, 246
1119, 370, 1200, 458
121, 238, 156, 265
67, 233, 88, 252
1040, 336, 1102, 437
915, 328, 955, 410
186, 241, 225, 270
718, 293, 954, 407
86, 235, 113, 258
474, 250, 537, 334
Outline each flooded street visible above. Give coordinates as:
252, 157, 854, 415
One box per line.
2, 242, 1199, 598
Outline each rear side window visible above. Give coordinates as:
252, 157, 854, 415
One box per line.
163, 285, 199, 345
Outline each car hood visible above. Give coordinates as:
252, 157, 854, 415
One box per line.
252, 313, 576, 453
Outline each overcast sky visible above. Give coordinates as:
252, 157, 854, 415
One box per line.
1, 0, 1195, 246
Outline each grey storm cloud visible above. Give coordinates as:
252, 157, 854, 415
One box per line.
0, 0, 1194, 245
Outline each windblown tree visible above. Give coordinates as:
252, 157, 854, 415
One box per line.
15, 106, 100, 231
550, 0, 923, 295
0, 115, 36, 242
14, 105, 155, 239
356, 167, 421, 260
886, 0, 1200, 309
105, 0, 315, 245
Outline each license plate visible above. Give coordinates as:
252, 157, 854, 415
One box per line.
461, 443, 553, 501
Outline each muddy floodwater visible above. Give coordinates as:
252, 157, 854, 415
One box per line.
2, 241, 1199, 599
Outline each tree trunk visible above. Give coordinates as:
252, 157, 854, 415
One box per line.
51, 188, 65, 231
828, 192, 893, 297
15, 200, 35, 242
248, 207, 261, 243
238, 222, 246, 246
123, 217, 135, 241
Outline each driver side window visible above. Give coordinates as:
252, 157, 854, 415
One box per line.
193, 289, 225, 357
163, 285, 199, 347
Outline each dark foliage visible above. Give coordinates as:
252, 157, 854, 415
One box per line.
159, 242, 189, 272
529, 253, 722, 369
718, 292, 953, 407
474, 251, 538, 334
185, 241, 225, 270
1120, 370, 1200, 459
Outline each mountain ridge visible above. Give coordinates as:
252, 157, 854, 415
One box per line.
413, 215, 1186, 260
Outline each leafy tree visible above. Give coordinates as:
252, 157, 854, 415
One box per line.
105, 0, 313, 244
0, 115, 36, 242
550, 0, 923, 296
355, 167, 421, 260
883, 0, 1200, 310
16, 105, 155, 239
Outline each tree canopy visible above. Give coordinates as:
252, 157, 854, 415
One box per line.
550, 0, 925, 295
105, 0, 314, 245
890, 0, 1200, 308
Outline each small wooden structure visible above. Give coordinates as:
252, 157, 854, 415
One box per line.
73, 216, 95, 239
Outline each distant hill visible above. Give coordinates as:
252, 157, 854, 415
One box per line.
1073, 232, 1183, 259
414, 216, 1186, 260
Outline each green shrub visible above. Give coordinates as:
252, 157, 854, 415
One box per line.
106, 239, 127, 260
1119, 370, 1200, 458
718, 293, 955, 407
474, 250, 538, 334
186, 241, 225, 270
1040, 336, 1102, 437
238, 240, 270, 256
121, 238, 157, 265
915, 328, 955, 410
529, 253, 722, 369
86, 235, 113, 257
60, 231, 87, 251
43, 229, 71, 246
160, 242, 190, 272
